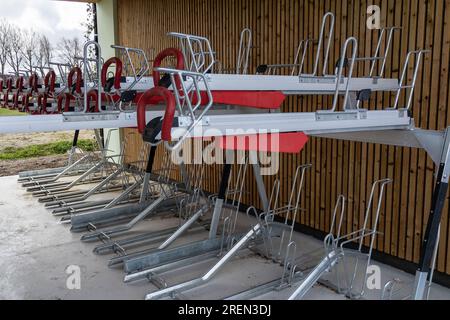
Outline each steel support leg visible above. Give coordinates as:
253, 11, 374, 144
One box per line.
209, 151, 268, 243
249, 151, 269, 212
413, 128, 450, 300
140, 146, 157, 202
413, 164, 448, 300
68, 130, 80, 165
209, 163, 232, 239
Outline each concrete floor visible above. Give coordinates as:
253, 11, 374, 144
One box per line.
1, 174, 450, 300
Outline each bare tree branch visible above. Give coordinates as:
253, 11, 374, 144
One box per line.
35, 35, 53, 76
20, 29, 39, 75
6, 27, 23, 76
56, 37, 82, 67
0, 19, 11, 76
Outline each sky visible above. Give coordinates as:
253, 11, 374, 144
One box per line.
0, 0, 87, 45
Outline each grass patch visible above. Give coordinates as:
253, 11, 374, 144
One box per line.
0, 108, 26, 116
0, 139, 97, 160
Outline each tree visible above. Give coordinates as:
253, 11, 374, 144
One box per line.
0, 20, 54, 77
6, 27, 23, 76
0, 19, 11, 76
56, 37, 82, 67
20, 29, 39, 75
35, 35, 52, 76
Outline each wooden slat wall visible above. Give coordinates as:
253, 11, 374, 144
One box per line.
117, 0, 450, 275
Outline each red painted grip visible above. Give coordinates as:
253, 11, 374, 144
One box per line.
57, 93, 73, 113
68, 67, 82, 94
57, 95, 64, 113
16, 77, 24, 92
38, 94, 46, 113
101, 57, 123, 90
137, 87, 176, 141
6, 78, 12, 90
12, 92, 19, 109
152, 48, 185, 88
29, 73, 38, 93
44, 70, 56, 93
23, 93, 38, 114
3, 78, 12, 106
86, 90, 99, 113
3, 89, 9, 105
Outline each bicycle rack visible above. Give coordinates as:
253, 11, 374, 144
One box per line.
260, 12, 335, 76
17, 131, 103, 186
27, 62, 73, 115
144, 163, 311, 300
67, 143, 167, 233
18, 145, 97, 186
288, 178, 392, 300
54, 141, 151, 220
224, 164, 312, 300
1, 77, 12, 108
82, 41, 102, 115
79, 145, 191, 242
74, 56, 104, 85
101, 162, 212, 267
236, 28, 252, 74
43, 132, 144, 216
261, 39, 315, 76
2, 8, 447, 302
130, 26, 431, 300
21, 130, 118, 196
112, 45, 151, 111
138, 24, 422, 151
122, 157, 250, 284
16, 72, 40, 114
7, 75, 24, 110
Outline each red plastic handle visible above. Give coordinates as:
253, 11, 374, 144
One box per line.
3, 83, 9, 104
57, 94, 64, 113
44, 70, 56, 93
38, 94, 46, 113
6, 78, 12, 90
23, 93, 35, 113
57, 93, 73, 113
68, 67, 82, 94
12, 92, 20, 108
29, 73, 39, 92
137, 87, 176, 141
16, 76, 24, 91
152, 48, 185, 88
86, 90, 99, 113
40, 93, 59, 114
101, 57, 123, 90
